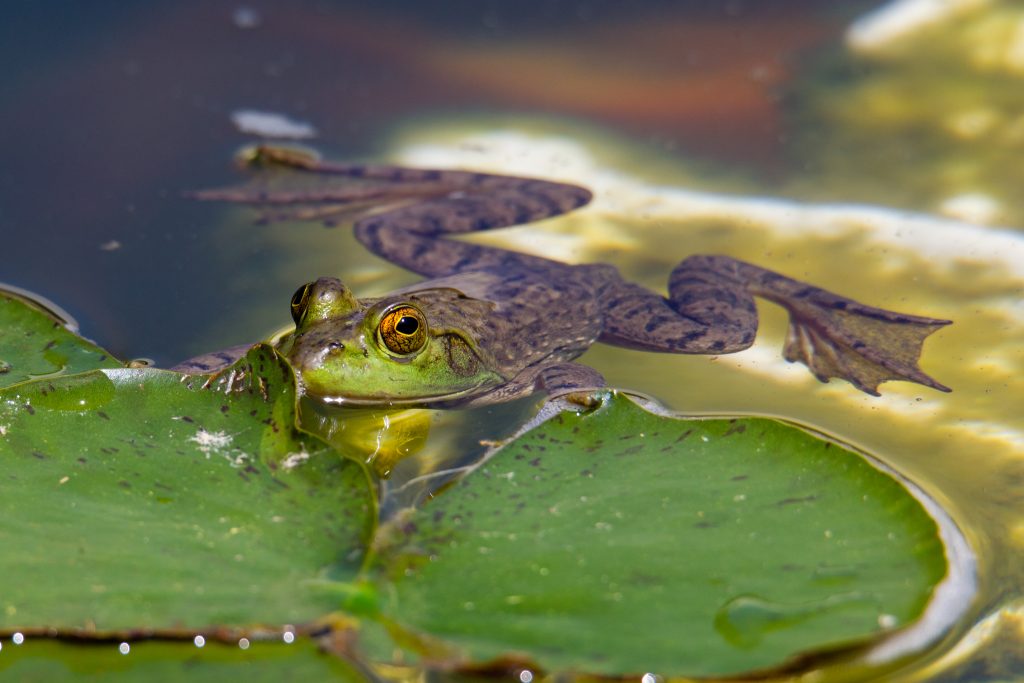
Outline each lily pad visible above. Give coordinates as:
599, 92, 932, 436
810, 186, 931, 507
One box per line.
0, 345, 375, 631
368, 393, 949, 677
0, 637, 368, 682
0, 289, 121, 389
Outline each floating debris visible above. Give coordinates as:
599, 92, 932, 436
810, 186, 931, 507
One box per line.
230, 110, 317, 140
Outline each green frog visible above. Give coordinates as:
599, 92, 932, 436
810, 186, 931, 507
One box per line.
180, 145, 950, 407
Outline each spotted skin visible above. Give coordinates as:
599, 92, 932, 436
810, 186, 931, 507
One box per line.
182, 145, 951, 404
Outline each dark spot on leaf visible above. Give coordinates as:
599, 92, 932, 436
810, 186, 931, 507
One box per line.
25, 404, 35, 415
731, 475, 749, 481
529, 457, 541, 467
220, 405, 230, 414
118, 480, 131, 489
675, 429, 693, 443
31, 450, 46, 459
777, 495, 817, 507
620, 445, 643, 456
97, 411, 110, 420
724, 423, 747, 436
180, 416, 194, 423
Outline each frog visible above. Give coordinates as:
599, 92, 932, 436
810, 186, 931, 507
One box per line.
178, 144, 951, 407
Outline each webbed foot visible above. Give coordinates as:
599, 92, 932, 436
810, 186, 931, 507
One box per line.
780, 291, 951, 395
664, 255, 951, 395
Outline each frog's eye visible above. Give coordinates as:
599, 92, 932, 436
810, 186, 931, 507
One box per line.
378, 304, 428, 356
290, 283, 313, 325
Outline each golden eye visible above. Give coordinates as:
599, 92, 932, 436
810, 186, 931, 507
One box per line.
290, 283, 312, 325
378, 305, 428, 356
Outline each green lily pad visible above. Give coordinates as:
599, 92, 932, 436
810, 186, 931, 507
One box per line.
368, 393, 948, 677
0, 289, 121, 389
0, 345, 375, 631
0, 637, 368, 682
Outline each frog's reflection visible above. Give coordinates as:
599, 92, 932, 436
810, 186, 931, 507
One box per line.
297, 393, 540, 517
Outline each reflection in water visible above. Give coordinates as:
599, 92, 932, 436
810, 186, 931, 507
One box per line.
298, 393, 540, 515
798, 0, 1024, 226
914, 599, 1024, 681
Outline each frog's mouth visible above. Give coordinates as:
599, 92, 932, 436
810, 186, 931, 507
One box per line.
295, 376, 497, 408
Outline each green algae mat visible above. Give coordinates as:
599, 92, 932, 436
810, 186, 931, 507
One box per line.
0, 289, 963, 679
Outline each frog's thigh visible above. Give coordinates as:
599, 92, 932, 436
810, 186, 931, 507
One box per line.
598, 278, 757, 354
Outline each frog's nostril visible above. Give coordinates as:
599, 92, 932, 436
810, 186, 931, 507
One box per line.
327, 341, 344, 353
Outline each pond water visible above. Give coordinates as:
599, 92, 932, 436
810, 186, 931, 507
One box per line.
3, 1, 1023, 680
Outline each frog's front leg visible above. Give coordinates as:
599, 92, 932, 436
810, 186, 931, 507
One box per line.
600, 255, 950, 395
456, 362, 605, 408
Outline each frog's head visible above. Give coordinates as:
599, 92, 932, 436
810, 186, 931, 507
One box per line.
278, 277, 504, 406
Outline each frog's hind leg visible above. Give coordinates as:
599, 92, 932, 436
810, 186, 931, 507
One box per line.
598, 275, 759, 356
668, 255, 950, 395
352, 184, 590, 278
